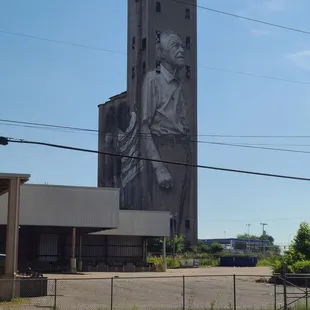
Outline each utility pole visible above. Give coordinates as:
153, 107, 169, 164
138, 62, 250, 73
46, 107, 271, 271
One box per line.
260, 223, 268, 255
246, 224, 252, 252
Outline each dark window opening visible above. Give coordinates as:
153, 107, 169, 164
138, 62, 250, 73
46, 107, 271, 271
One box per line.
142, 61, 146, 74
185, 219, 190, 229
156, 30, 161, 44
132, 37, 136, 50
186, 36, 191, 50
186, 66, 191, 78
185, 8, 190, 19
141, 38, 147, 50
156, 60, 161, 73
132, 66, 136, 79
156, 1, 161, 13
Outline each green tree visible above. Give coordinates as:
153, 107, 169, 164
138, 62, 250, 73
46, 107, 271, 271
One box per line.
291, 221, 310, 260
167, 234, 185, 254
192, 240, 209, 253
237, 234, 259, 240
209, 242, 224, 254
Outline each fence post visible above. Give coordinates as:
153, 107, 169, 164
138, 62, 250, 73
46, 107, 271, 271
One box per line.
54, 279, 57, 309
306, 277, 308, 310
110, 277, 114, 310
183, 275, 185, 310
233, 274, 236, 310
274, 276, 277, 310
283, 264, 287, 310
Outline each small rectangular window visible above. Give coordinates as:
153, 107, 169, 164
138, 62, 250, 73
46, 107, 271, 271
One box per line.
156, 30, 161, 44
186, 65, 191, 78
185, 8, 190, 19
156, 1, 161, 13
186, 36, 191, 50
141, 38, 147, 50
185, 219, 190, 229
142, 61, 146, 74
156, 60, 161, 73
132, 37, 136, 50
132, 66, 136, 79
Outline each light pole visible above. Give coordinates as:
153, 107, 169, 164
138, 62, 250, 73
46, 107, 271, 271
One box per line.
260, 223, 268, 255
224, 230, 227, 239
246, 224, 252, 252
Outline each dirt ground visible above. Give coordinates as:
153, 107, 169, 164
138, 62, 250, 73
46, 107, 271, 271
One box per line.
2, 267, 305, 309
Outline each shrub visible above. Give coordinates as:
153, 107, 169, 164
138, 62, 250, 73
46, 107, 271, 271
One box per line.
166, 256, 181, 268
147, 256, 165, 272
291, 260, 310, 273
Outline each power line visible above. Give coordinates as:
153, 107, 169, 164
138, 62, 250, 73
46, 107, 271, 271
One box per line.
1, 31, 309, 86
201, 65, 310, 85
173, 0, 310, 35
2, 136, 310, 182
0, 30, 126, 55
3, 118, 310, 139
3, 119, 310, 156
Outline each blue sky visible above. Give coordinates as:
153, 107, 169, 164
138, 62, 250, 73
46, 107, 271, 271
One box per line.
1, 0, 310, 246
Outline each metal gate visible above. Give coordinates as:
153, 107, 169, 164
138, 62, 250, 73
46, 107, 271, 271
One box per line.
275, 271, 310, 310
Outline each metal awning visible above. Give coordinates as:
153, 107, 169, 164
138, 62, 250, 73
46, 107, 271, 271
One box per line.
0, 173, 30, 196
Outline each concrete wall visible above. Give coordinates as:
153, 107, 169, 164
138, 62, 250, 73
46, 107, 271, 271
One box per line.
0, 184, 119, 228
92, 210, 170, 237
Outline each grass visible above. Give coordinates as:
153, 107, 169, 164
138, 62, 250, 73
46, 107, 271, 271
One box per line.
0, 297, 30, 308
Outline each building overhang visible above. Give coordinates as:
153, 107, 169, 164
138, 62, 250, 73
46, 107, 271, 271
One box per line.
0, 173, 30, 196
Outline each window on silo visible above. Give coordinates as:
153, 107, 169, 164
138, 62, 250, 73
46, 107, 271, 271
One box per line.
142, 61, 146, 74
185, 219, 190, 229
141, 38, 147, 50
132, 37, 136, 50
186, 65, 191, 78
186, 36, 191, 50
156, 60, 161, 73
132, 66, 136, 79
156, 2, 161, 13
156, 30, 161, 44
185, 8, 190, 19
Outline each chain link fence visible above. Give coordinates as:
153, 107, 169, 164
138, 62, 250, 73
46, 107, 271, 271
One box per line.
0, 274, 308, 309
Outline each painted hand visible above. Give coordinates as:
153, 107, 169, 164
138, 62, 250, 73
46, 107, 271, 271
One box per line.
155, 165, 174, 189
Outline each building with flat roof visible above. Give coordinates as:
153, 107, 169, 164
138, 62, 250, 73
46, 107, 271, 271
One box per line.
0, 183, 170, 273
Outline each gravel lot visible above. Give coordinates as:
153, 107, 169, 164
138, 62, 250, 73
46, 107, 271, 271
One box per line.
1, 267, 305, 309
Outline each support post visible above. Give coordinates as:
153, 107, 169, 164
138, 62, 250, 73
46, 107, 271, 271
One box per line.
70, 227, 77, 273
162, 237, 167, 272
78, 235, 83, 272
0, 178, 22, 301
4, 177, 21, 279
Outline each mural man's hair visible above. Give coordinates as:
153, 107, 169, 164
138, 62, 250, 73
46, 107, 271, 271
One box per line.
157, 29, 181, 59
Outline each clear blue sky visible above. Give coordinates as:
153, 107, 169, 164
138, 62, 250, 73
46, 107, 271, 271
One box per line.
1, 0, 310, 246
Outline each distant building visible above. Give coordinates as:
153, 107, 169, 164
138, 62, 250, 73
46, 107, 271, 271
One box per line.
201, 238, 270, 252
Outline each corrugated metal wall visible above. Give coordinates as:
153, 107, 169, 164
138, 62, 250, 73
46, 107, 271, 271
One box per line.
38, 234, 58, 262
107, 236, 143, 263
64, 234, 144, 264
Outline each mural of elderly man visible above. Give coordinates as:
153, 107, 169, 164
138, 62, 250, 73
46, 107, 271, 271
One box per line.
140, 30, 192, 236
